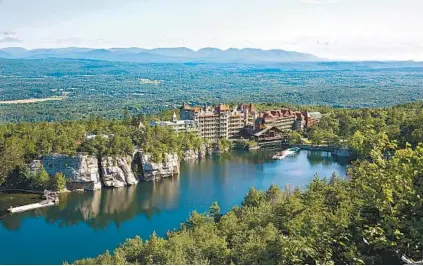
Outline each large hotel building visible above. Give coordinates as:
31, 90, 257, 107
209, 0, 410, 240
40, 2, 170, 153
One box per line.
175, 103, 320, 143
180, 103, 257, 142
150, 102, 320, 143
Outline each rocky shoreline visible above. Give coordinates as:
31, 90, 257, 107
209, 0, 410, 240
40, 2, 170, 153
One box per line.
28, 148, 207, 192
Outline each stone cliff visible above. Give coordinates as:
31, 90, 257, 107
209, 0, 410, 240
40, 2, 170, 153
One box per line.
182, 144, 209, 161
30, 154, 102, 191
29, 151, 180, 191
136, 152, 179, 181
101, 156, 138, 188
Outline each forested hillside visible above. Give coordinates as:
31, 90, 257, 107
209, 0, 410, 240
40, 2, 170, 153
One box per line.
74, 142, 423, 265
1, 101, 423, 190
69, 101, 423, 265
1, 101, 423, 264
1, 59, 423, 122
0, 114, 202, 190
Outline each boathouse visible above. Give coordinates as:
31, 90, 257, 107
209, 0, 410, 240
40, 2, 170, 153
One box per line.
252, 126, 288, 143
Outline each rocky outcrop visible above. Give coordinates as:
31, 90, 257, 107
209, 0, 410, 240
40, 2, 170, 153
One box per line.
137, 152, 179, 181
101, 157, 138, 188
29, 154, 102, 191
28, 150, 180, 191
183, 149, 197, 160
182, 144, 209, 161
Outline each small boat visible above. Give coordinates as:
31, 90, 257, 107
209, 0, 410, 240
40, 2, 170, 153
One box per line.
289, 147, 301, 153
272, 149, 293, 160
271, 147, 301, 160
271, 154, 286, 160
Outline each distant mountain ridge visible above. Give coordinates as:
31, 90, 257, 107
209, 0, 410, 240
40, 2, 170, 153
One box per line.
0, 47, 320, 63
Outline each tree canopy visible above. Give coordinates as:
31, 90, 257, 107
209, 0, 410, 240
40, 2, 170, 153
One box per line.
74, 142, 423, 265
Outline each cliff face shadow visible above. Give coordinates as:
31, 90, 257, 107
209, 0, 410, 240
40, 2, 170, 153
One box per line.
0, 176, 181, 230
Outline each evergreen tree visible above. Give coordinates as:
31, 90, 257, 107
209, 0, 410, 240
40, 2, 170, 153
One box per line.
51, 172, 67, 191
33, 165, 50, 189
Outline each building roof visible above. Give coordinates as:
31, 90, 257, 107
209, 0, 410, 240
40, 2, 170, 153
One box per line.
237, 103, 256, 113
216, 103, 229, 112
261, 108, 296, 122
86, 133, 112, 140
138, 121, 146, 129
150, 120, 196, 127
294, 111, 305, 120
181, 102, 192, 110
261, 108, 295, 118
253, 126, 283, 137
309, 112, 323, 120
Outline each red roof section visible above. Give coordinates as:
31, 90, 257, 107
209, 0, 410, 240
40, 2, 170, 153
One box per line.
260, 108, 296, 122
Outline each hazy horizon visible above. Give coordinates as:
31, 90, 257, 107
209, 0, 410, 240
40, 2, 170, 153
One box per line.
1, 0, 422, 61
2, 46, 423, 62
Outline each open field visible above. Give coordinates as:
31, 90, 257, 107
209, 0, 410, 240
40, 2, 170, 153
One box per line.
0, 97, 63, 104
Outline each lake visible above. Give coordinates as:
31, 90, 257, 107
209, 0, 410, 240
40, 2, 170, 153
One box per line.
0, 150, 347, 264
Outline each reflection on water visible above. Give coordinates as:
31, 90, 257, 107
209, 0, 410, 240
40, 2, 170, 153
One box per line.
0, 150, 347, 265
0, 177, 180, 230
0, 150, 347, 231
306, 151, 350, 166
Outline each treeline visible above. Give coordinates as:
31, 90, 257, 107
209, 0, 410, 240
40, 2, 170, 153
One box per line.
0, 114, 202, 189
70, 101, 423, 264
2, 59, 423, 123
300, 101, 423, 157
74, 139, 423, 264
0, 116, 136, 188
2, 101, 423, 188
8, 166, 67, 192
140, 125, 203, 162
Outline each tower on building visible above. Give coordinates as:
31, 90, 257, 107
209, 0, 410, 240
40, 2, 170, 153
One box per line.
172, 104, 178, 122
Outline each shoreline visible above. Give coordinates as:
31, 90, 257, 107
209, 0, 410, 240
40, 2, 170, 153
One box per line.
1, 146, 348, 200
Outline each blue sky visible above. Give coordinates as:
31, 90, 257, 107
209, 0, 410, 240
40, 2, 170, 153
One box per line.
0, 0, 422, 60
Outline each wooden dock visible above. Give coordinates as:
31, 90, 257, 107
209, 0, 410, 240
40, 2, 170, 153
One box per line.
7, 190, 59, 214
8, 201, 57, 213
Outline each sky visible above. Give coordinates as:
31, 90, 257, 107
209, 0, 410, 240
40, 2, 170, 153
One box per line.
0, 0, 422, 60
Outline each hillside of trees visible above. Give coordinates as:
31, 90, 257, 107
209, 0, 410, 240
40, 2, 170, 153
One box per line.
1, 59, 423, 122
74, 141, 423, 264
69, 101, 423, 264
0, 114, 202, 190
1, 101, 423, 191
1, 101, 423, 263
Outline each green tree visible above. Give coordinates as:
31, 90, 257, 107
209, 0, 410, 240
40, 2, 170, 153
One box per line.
288, 131, 303, 145
347, 130, 366, 156
0, 136, 25, 185
32, 165, 50, 189
217, 138, 231, 152
208, 201, 222, 222
309, 129, 325, 145
51, 172, 67, 191
242, 187, 266, 208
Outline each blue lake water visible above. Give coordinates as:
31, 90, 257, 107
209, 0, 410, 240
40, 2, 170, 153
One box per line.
0, 150, 347, 264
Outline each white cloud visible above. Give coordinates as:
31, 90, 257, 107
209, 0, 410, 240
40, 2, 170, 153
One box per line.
0, 31, 22, 43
